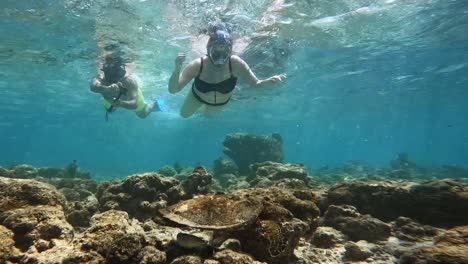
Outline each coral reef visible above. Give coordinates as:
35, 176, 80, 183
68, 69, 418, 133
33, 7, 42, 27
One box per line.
223, 133, 283, 175
0, 159, 467, 264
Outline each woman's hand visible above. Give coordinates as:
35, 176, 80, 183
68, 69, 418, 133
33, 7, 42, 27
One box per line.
268, 73, 287, 83
175, 53, 186, 69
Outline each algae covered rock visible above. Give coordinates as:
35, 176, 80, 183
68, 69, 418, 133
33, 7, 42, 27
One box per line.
96, 172, 181, 220
78, 210, 165, 263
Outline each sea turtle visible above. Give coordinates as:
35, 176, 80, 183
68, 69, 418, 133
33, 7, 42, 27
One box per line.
159, 194, 262, 230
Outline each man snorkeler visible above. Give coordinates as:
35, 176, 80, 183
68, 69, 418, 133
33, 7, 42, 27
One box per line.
90, 53, 160, 120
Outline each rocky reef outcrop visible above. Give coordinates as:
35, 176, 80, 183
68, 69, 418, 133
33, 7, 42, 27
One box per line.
223, 133, 283, 175
320, 179, 468, 227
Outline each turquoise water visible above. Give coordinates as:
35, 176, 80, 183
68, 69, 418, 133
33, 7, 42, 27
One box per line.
1, 0, 467, 179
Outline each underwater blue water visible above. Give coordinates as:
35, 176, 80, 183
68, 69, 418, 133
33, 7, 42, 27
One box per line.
1, 0, 467, 179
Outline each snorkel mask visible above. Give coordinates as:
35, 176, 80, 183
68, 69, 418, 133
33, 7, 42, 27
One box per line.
207, 30, 232, 66
102, 60, 126, 83
101, 63, 127, 82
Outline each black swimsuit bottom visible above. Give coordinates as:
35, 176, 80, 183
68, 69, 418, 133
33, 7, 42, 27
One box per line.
191, 57, 238, 106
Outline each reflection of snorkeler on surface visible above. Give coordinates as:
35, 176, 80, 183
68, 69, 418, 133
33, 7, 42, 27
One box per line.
90, 52, 161, 120
168, 23, 287, 118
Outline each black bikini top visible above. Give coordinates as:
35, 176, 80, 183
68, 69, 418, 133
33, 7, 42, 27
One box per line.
192, 57, 238, 94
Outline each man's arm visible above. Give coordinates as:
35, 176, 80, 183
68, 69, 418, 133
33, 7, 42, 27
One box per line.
232, 55, 286, 88
114, 77, 138, 109
90, 77, 119, 95
90, 78, 106, 93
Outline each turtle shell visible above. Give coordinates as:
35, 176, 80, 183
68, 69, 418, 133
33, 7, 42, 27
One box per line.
160, 194, 262, 230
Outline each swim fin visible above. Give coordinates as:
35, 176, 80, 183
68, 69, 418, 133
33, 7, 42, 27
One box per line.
152, 98, 165, 112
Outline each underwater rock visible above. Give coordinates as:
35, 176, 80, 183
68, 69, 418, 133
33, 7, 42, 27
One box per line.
41, 178, 101, 229
294, 238, 346, 264
343, 241, 373, 261
2, 205, 74, 252
249, 161, 310, 185
181, 166, 214, 198
272, 178, 312, 189
215, 173, 239, 189
9, 164, 38, 178
138, 245, 167, 264
219, 238, 241, 252
0, 177, 67, 212
213, 249, 266, 264
399, 225, 468, 264
159, 165, 178, 177
440, 164, 468, 179
323, 205, 391, 242
203, 260, 221, 264
96, 172, 181, 220
343, 160, 374, 174
36, 161, 91, 179
4, 162, 92, 180
160, 194, 262, 230
321, 179, 468, 227
213, 159, 239, 189
142, 220, 182, 249
213, 158, 239, 177
0, 224, 19, 258
311, 226, 345, 248
78, 210, 165, 263
170, 255, 204, 264
0, 167, 11, 177
45, 177, 99, 195
223, 133, 283, 175
65, 194, 100, 229
392, 216, 441, 242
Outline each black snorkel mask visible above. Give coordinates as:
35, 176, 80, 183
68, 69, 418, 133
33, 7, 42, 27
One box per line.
207, 30, 232, 66
102, 62, 126, 83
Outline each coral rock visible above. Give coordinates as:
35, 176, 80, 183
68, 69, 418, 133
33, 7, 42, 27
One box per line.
322, 179, 468, 227
323, 205, 391, 242
213, 249, 266, 264
223, 133, 283, 175
399, 225, 468, 264
311, 226, 345, 248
